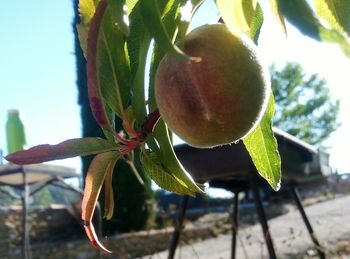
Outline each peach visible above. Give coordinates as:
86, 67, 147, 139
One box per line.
155, 24, 270, 148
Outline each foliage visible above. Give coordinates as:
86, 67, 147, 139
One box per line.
271, 62, 340, 145
5, 0, 350, 253
73, 0, 155, 234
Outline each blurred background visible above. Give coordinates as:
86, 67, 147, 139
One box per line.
1, 1, 350, 258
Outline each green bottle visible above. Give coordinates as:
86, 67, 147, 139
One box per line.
6, 109, 26, 154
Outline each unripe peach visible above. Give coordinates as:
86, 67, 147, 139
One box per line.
155, 24, 271, 148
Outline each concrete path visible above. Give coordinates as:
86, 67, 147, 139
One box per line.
152, 194, 350, 259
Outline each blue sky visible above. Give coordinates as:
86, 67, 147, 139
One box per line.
0, 1, 81, 169
1, 0, 349, 181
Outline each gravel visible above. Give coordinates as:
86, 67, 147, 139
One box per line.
151, 194, 350, 259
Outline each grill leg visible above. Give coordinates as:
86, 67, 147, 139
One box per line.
231, 191, 239, 259
290, 186, 325, 259
250, 174, 277, 259
168, 195, 189, 259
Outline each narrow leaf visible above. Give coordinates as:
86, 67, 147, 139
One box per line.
313, 0, 350, 37
107, 0, 130, 35
131, 37, 151, 123
248, 3, 264, 43
84, 222, 111, 253
269, 0, 287, 35
277, 0, 350, 58
103, 157, 119, 220
141, 152, 195, 196
153, 121, 205, 194
148, 0, 193, 111
87, 0, 117, 131
82, 151, 120, 221
243, 95, 281, 191
139, 0, 190, 61
79, 0, 99, 24
126, 0, 138, 15
77, 24, 90, 58
126, 159, 145, 185
87, 0, 132, 123
126, 2, 148, 77
145, 0, 205, 194
5, 138, 118, 165
276, 0, 323, 39
77, 0, 99, 56
125, 2, 154, 123
216, 0, 264, 41
82, 151, 121, 252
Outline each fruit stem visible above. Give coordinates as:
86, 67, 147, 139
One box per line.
141, 109, 160, 136
117, 110, 161, 155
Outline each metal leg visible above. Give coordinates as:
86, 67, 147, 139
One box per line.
250, 174, 277, 259
22, 172, 32, 259
290, 186, 325, 259
231, 191, 239, 259
168, 195, 189, 259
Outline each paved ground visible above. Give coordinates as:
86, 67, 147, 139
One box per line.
152, 194, 350, 259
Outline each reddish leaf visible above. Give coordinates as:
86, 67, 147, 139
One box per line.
5, 138, 118, 165
81, 151, 120, 252
87, 0, 116, 132
84, 223, 111, 253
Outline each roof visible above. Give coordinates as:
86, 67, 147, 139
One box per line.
174, 128, 327, 186
0, 163, 78, 186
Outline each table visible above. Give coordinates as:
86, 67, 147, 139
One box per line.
168, 129, 331, 259
0, 163, 80, 259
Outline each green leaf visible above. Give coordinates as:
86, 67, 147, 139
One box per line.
87, 0, 117, 132
243, 95, 281, 191
82, 151, 120, 253
126, 3, 148, 77
103, 156, 119, 220
148, 0, 198, 111
249, 3, 264, 43
269, 0, 287, 35
145, 1, 206, 195
126, 0, 138, 15
107, 0, 130, 36
216, 0, 264, 42
79, 0, 99, 24
126, 159, 145, 185
77, 24, 89, 57
139, 0, 190, 61
141, 152, 195, 196
153, 121, 205, 195
277, 0, 350, 58
131, 37, 151, 123
125, 3, 151, 124
5, 138, 118, 165
313, 0, 350, 37
77, 0, 100, 56
217, 0, 283, 189
87, 0, 132, 122
277, 0, 319, 39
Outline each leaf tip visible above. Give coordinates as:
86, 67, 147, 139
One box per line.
271, 179, 281, 192
5, 152, 27, 165
4, 154, 15, 163
84, 223, 112, 253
